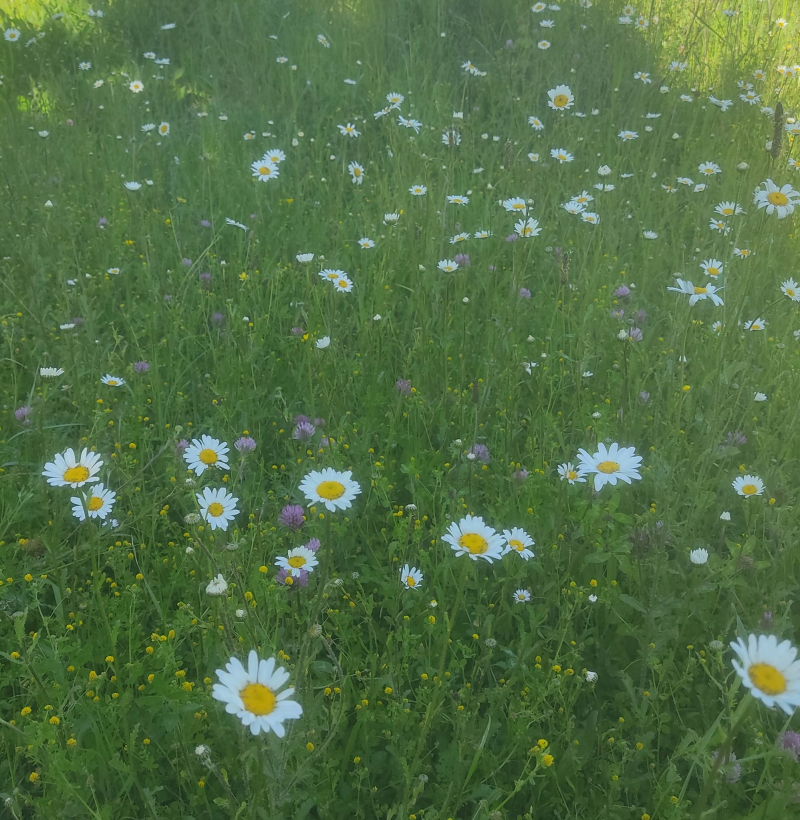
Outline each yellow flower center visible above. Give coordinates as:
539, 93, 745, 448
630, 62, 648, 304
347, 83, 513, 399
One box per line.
568, 470, 578, 480
459, 532, 488, 554
240, 682, 277, 716
64, 466, 90, 484
722, 208, 733, 215
767, 191, 789, 206
353, 168, 361, 176
512, 203, 525, 209
107, 379, 118, 385
199, 448, 218, 465
88, 496, 104, 512
288, 555, 306, 568
707, 267, 719, 276
207, 502, 224, 517
317, 480, 345, 500
259, 166, 272, 175
597, 460, 620, 474
787, 289, 796, 297
553, 94, 569, 107
741, 484, 758, 496
748, 663, 787, 696
693, 286, 707, 295
509, 540, 525, 552
338, 280, 349, 288
406, 575, 416, 587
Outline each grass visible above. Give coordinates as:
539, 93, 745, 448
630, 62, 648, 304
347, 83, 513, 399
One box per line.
2, 0, 800, 817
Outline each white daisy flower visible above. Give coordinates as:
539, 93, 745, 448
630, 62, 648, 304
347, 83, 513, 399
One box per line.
400, 564, 423, 589
71, 483, 116, 521
275, 546, 319, 577
196, 487, 240, 531
689, 548, 709, 565
547, 84, 574, 111
442, 514, 504, 563
299, 468, 361, 512
730, 634, 800, 715
502, 527, 535, 560
43, 447, 104, 488
101, 374, 126, 387
558, 462, 586, 484
40, 367, 64, 378
212, 650, 303, 736
514, 589, 532, 603
576, 442, 643, 492
183, 435, 230, 475
732, 474, 765, 498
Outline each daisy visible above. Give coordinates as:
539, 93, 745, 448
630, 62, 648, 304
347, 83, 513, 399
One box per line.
348, 161, 365, 185
409, 184, 427, 196
576, 442, 642, 492
157, 122, 170, 136
206, 574, 228, 595
571, 191, 594, 205
101, 374, 126, 386
753, 179, 800, 219
547, 84, 574, 111
71, 483, 116, 521
743, 317, 766, 331
667, 279, 724, 306
447, 195, 469, 205
212, 650, 303, 736
474, 230, 492, 239
398, 116, 422, 133
317, 34, 331, 47
709, 218, 730, 233
332, 274, 353, 293
550, 148, 574, 163
386, 92, 404, 107
438, 259, 459, 272
514, 589, 532, 603
502, 527, 535, 560
442, 514, 504, 563
538, 40, 551, 49
275, 546, 319, 577
263, 149, 286, 164
358, 238, 375, 249
316, 336, 331, 349
515, 217, 541, 238
715, 201, 743, 216
183, 435, 231, 475
732, 474, 764, 497
124, 181, 142, 191
754, 392, 768, 402
400, 564, 423, 589
581, 212, 600, 225
299, 468, 361, 512
527, 153, 540, 162
689, 548, 709, 565
730, 634, 800, 715
618, 130, 638, 141
781, 279, 800, 301
558, 462, 586, 484
733, 247, 752, 258
319, 268, 346, 282
40, 366, 64, 378
4, 28, 21, 42
129, 80, 144, 93
251, 160, 279, 181
43, 447, 104, 488
196, 486, 240, 531
528, 116, 544, 131
449, 232, 470, 244
700, 259, 723, 278
502, 197, 527, 213
698, 162, 721, 176
563, 201, 585, 215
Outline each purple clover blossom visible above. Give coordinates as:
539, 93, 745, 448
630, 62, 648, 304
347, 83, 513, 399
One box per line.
210, 312, 225, 326
629, 327, 643, 342
305, 538, 321, 552
512, 468, 529, 483
181, 258, 193, 267
15, 405, 33, 424
97, 217, 108, 229
454, 253, 470, 268
72, 316, 85, 326
133, 361, 150, 373
278, 505, 305, 530
395, 379, 412, 397
611, 308, 625, 319
292, 421, 316, 441
712, 750, 742, 784
234, 436, 257, 453
468, 443, 491, 464
175, 439, 189, 455
724, 430, 747, 447
634, 309, 648, 324
276, 567, 309, 587
505, 233, 518, 242
781, 732, 800, 761
199, 271, 212, 286
200, 219, 211, 228
518, 287, 531, 299
291, 326, 304, 336
613, 285, 631, 299
313, 417, 325, 427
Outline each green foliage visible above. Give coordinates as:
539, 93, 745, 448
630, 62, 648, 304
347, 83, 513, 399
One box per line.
1, 0, 800, 818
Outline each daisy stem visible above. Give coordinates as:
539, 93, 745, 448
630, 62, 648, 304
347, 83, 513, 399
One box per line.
693, 694, 754, 817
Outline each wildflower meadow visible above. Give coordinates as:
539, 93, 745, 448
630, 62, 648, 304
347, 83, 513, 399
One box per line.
3, 0, 800, 817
